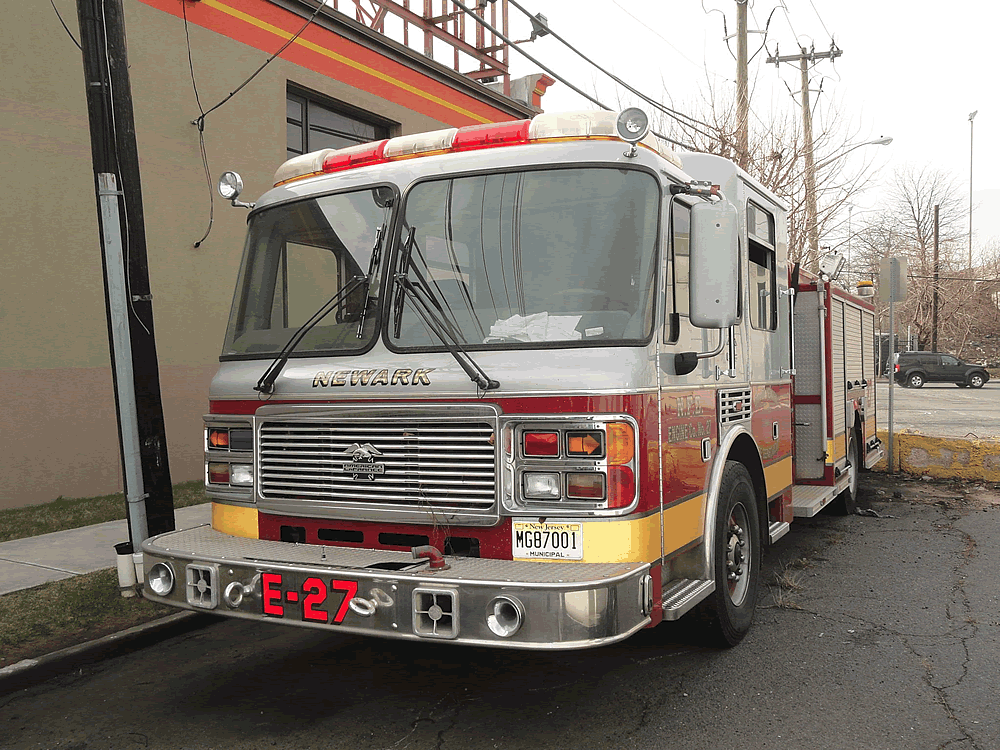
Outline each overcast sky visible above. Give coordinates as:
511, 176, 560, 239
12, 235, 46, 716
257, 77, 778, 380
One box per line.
503, 0, 998, 246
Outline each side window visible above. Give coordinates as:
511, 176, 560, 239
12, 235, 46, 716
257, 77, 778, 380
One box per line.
747, 202, 776, 331
666, 201, 691, 342
941, 355, 959, 366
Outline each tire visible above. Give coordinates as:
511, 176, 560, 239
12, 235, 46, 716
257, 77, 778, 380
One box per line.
907, 372, 925, 388
969, 373, 985, 389
697, 461, 760, 647
830, 433, 859, 515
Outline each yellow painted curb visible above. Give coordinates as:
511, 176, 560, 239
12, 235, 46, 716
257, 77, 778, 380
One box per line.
872, 430, 1000, 481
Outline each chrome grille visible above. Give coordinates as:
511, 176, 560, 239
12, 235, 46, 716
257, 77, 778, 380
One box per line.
718, 388, 753, 424
257, 419, 497, 512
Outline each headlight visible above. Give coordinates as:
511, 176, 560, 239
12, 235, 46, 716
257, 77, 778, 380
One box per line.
147, 562, 175, 596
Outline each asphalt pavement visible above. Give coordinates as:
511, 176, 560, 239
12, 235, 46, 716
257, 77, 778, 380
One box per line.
875, 380, 1000, 439
2, 478, 998, 749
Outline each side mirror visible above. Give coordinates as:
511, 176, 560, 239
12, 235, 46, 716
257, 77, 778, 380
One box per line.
689, 199, 739, 328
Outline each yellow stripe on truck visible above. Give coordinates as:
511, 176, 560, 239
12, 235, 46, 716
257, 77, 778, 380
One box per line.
764, 456, 793, 498
519, 494, 706, 564
212, 502, 259, 539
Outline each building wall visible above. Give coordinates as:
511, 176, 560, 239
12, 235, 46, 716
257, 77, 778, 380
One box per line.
1, 0, 535, 508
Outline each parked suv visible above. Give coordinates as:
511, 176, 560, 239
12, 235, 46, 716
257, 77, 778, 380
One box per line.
893, 351, 989, 388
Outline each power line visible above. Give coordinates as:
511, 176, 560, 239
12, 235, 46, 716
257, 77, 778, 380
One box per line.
506, 0, 714, 136
447, 0, 697, 149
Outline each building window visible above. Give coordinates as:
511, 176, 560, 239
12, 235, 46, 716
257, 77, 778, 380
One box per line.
747, 202, 776, 331
286, 89, 392, 159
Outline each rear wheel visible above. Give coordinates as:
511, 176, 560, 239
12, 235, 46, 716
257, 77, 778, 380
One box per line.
907, 372, 925, 388
830, 434, 859, 515
969, 373, 986, 389
698, 462, 760, 647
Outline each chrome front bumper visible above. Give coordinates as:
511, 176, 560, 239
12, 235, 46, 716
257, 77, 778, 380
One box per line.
142, 525, 652, 650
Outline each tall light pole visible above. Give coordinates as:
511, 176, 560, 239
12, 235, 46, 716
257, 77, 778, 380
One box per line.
808, 137, 892, 261
969, 110, 977, 269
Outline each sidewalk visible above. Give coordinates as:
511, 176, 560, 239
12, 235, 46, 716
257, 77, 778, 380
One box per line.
0, 504, 212, 596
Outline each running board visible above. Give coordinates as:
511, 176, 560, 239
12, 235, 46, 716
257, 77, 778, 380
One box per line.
791, 476, 851, 517
661, 579, 715, 621
768, 521, 790, 543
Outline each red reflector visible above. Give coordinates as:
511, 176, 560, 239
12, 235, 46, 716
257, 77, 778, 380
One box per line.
608, 466, 635, 509
523, 432, 559, 456
322, 139, 388, 173
452, 120, 531, 151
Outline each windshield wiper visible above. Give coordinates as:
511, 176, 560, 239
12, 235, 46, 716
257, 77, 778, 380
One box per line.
355, 224, 384, 338
254, 275, 367, 395
392, 228, 500, 391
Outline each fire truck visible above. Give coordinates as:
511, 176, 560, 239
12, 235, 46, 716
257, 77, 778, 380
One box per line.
141, 109, 881, 648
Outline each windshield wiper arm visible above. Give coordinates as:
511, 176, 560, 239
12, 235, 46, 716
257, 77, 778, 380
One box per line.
392, 229, 499, 391
355, 224, 384, 338
254, 275, 367, 395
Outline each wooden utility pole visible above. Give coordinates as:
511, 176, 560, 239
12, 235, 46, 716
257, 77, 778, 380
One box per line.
767, 44, 843, 263
77, 0, 175, 545
735, 0, 749, 170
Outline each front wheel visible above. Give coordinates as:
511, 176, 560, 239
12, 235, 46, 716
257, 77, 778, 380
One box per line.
969, 373, 986, 389
908, 372, 925, 388
698, 461, 760, 647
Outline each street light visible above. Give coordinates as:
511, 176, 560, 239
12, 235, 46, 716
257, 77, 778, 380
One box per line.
969, 110, 977, 269
805, 137, 893, 261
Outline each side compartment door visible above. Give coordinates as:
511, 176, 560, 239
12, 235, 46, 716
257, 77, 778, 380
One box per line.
792, 290, 826, 479
829, 298, 847, 469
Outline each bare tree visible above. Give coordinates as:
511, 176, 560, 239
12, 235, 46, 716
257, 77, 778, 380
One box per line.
649, 77, 883, 269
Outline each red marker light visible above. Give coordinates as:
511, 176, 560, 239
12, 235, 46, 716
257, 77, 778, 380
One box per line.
452, 120, 531, 151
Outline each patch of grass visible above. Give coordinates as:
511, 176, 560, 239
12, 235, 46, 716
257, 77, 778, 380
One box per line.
0, 569, 174, 666
0, 481, 209, 543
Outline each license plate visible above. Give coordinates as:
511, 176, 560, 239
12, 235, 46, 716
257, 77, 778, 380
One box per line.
260, 572, 358, 624
512, 521, 583, 560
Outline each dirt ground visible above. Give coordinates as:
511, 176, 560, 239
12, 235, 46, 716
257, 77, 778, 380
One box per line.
861, 470, 1000, 512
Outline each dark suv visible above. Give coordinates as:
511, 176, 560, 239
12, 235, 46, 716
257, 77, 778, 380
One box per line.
893, 351, 989, 389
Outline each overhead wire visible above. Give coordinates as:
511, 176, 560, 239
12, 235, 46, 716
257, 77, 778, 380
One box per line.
506, 0, 714, 137
182, 1, 215, 248
50, 0, 82, 50
447, 0, 698, 149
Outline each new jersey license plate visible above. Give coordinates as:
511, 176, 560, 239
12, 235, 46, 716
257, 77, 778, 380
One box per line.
512, 521, 583, 560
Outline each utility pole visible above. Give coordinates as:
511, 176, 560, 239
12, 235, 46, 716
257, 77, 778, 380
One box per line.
932, 204, 939, 352
77, 0, 175, 546
767, 44, 843, 263
735, 0, 749, 170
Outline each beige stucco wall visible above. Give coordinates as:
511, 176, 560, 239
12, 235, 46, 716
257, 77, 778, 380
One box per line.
1, 0, 530, 508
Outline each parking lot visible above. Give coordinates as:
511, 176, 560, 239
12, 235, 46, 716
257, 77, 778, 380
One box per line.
875, 380, 1000, 439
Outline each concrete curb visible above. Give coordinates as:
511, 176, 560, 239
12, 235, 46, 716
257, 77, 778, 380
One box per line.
873, 430, 1000, 481
0, 611, 216, 696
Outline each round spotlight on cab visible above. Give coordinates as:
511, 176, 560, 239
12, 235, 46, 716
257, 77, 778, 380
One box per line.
218, 171, 244, 201
486, 595, 524, 638
147, 562, 175, 597
615, 108, 650, 144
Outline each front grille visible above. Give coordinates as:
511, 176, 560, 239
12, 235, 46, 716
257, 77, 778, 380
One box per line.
257, 419, 497, 513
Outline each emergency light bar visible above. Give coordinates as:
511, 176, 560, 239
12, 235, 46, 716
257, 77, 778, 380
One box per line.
273, 109, 681, 186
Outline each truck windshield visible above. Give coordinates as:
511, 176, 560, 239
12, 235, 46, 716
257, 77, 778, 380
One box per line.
222, 186, 393, 358
389, 167, 659, 350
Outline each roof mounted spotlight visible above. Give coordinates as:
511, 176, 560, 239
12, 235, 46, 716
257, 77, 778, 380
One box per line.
616, 108, 650, 158
218, 171, 254, 209
818, 250, 846, 282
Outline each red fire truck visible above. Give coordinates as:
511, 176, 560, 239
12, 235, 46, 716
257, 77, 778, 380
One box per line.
142, 109, 881, 648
